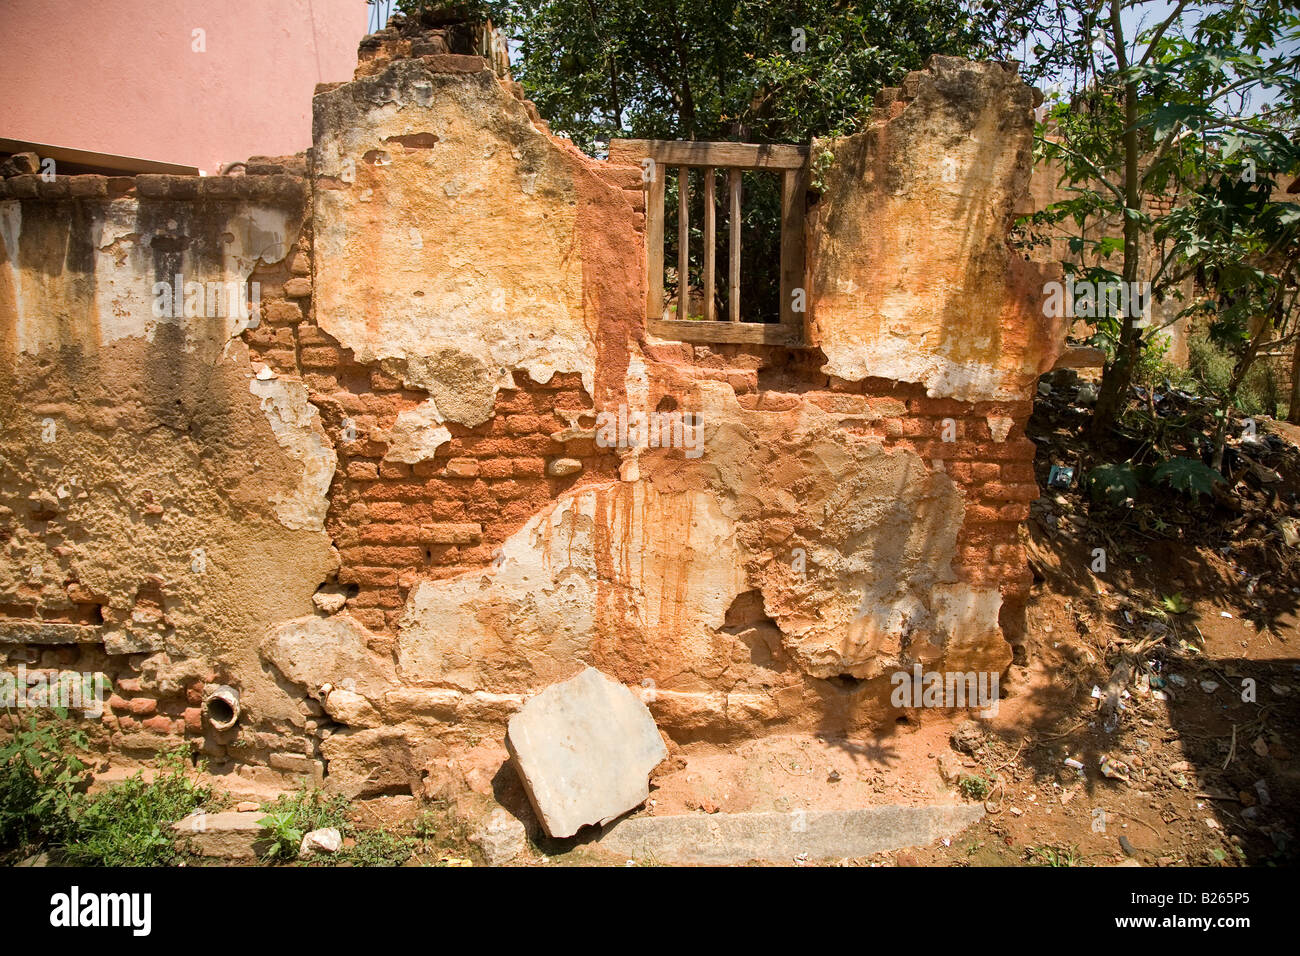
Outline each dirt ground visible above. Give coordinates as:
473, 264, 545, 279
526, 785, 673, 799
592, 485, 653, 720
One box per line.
869, 384, 1300, 868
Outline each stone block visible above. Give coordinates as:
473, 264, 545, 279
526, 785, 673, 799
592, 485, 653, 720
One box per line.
546, 457, 582, 477
172, 810, 268, 860
506, 667, 667, 838
470, 808, 528, 865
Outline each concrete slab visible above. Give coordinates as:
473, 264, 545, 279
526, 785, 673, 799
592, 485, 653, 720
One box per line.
596, 804, 985, 864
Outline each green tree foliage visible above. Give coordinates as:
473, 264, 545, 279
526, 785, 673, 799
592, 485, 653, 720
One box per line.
488, 0, 1011, 150
1018, 1, 1300, 442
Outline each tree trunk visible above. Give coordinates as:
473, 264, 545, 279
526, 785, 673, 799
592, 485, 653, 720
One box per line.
1090, 1, 1144, 440
1288, 327, 1300, 423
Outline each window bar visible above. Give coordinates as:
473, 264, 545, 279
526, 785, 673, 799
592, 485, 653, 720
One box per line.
678, 166, 690, 320
646, 159, 666, 320
728, 168, 741, 322
780, 166, 806, 329
702, 166, 716, 322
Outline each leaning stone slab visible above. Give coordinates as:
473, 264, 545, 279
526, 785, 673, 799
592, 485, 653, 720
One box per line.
597, 804, 985, 864
506, 667, 667, 839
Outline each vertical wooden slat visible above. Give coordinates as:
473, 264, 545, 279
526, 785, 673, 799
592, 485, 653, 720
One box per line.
646, 156, 666, 321
677, 166, 690, 319
780, 165, 808, 331
702, 167, 716, 323
728, 168, 741, 322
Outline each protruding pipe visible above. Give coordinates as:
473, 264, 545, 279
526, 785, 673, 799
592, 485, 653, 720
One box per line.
203, 685, 241, 732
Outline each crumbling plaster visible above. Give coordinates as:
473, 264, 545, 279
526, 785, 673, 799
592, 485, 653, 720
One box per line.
808, 57, 1066, 401
0, 194, 336, 728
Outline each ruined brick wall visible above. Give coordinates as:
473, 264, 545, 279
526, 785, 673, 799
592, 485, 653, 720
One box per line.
0, 163, 334, 778
0, 27, 1066, 797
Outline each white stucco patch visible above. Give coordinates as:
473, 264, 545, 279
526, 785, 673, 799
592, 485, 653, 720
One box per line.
378, 400, 452, 464
1, 198, 298, 356
249, 375, 338, 531
397, 481, 746, 692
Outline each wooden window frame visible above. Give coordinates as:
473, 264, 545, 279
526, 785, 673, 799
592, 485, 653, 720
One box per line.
609, 138, 810, 347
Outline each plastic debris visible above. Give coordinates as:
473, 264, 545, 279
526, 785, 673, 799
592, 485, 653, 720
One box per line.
1099, 756, 1131, 782
1047, 465, 1075, 489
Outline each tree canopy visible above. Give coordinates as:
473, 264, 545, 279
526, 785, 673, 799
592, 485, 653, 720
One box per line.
397, 0, 1020, 151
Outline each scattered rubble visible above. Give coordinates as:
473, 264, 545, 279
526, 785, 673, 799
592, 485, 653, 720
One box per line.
950, 720, 986, 756
299, 827, 343, 857
469, 808, 528, 866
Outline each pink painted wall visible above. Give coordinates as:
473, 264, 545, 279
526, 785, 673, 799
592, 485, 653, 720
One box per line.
0, 0, 372, 174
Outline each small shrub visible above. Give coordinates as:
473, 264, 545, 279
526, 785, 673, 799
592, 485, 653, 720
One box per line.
258, 788, 351, 861
1187, 332, 1282, 418
413, 798, 472, 852
1084, 461, 1139, 505
63, 748, 213, 866
1132, 334, 1182, 391
0, 711, 88, 853
957, 774, 990, 801
1026, 843, 1083, 867
1187, 332, 1237, 398
1152, 456, 1223, 496
1, 715, 215, 866
349, 828, 417, 866
258, 788, 418, 866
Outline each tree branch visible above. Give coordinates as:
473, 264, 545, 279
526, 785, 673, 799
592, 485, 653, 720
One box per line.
1136, 0, 1189, 69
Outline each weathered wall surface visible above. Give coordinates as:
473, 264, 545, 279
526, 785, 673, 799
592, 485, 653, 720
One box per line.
809, 57, 1065, 402
313, 62, 592, 417
0, 26, 1064, 800
0, 174, 338, 773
